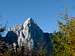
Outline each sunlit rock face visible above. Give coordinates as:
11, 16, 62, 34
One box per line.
18, 18, 44, 50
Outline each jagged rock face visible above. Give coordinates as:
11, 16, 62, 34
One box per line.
1, 18, 51, 55
6, 31, 18, 44
18, 18, 44, 50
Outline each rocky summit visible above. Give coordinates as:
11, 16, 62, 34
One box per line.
16, 18, 45, 50
0, 18, 52, 55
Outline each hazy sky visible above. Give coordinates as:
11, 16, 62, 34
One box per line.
0, 0, 75, 32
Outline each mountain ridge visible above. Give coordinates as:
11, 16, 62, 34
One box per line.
0, 18, 52, 56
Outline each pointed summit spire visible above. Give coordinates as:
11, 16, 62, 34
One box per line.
27, 17, 32, 21
23, 17, 34, 28
26, 17, 33, 22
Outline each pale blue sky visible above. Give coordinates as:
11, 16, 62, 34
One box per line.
0, 0, 75, 32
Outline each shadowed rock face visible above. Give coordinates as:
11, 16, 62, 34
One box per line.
18, 18, 44, 50
6, 31, 18, 44
43, 33, 53, 56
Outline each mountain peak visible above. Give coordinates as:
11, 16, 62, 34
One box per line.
27, 17, 32, 21
25, 18, 33, 23
23, 18, 34, 28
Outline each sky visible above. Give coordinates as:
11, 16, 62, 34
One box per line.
0, 0, 75, 33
